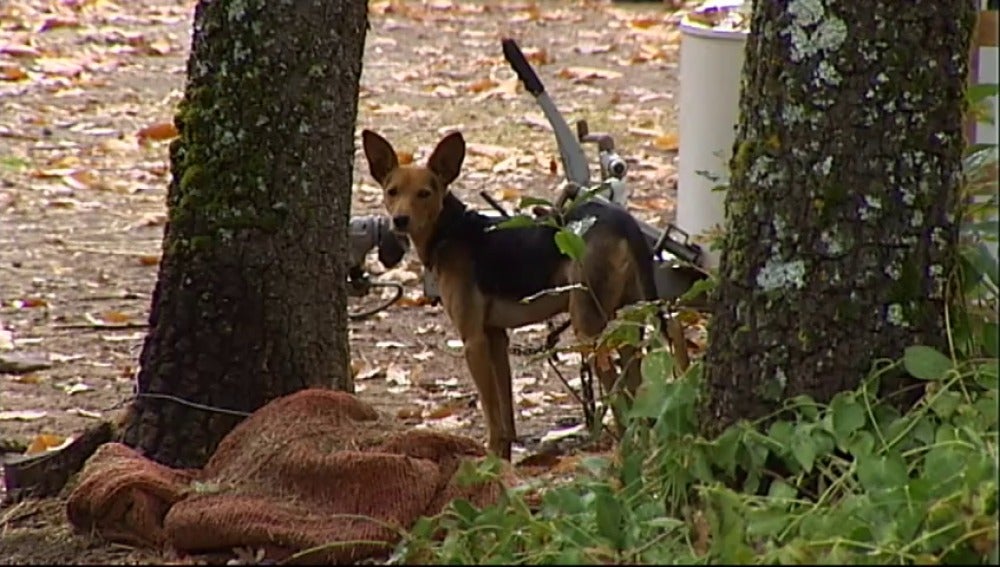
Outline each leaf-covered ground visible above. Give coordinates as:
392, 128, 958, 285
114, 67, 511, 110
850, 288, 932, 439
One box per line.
1, 0, 697, 562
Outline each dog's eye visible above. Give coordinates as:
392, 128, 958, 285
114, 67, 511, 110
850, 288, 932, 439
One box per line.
417, 189, 432, 199
387, 188, 399, 197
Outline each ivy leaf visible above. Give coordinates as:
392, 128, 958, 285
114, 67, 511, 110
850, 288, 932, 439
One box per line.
491, 214, 536, 230
790, 424, 817, 473
640, 349, 673, 382
903, 346, 953, 381
554, 228, 587, 261
856, 452, 908, 493
831, 392, 866, 447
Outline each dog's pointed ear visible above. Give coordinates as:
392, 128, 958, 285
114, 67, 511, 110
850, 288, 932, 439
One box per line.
427, 131, 465, 186
361, 129, 399, 186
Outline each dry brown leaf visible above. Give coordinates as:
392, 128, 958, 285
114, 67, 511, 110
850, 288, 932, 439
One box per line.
12, 373, 43, 384
143, 38, 173, 56
466, 142, 512, 161
0, 43, 41, 58
467, 78, 498, 93
523, 47, 551, 66
550, 454, 583, 475
38, 16, 80, 33
11, 298, 48, 309
136, 121, 178, 143
496, 187, 522, 201
628, 16, 661, 30
652, 132, 679, 152
0, 63, 29, 81
396, 150, 414, 165
61, 169, 101, 191
99, 310, 132, 324
396, 406, 422, 420
25, 433, 67, 455
630, 197, 673, 212
427, 404, 457, 420
138, 254, 160, 266
555, 66, 622, 83
395, 296, 434, 308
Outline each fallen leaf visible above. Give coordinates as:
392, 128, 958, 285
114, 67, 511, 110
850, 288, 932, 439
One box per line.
397, 405, 422, 420
0, 409, 48, 421
356, 365, 385, 381
396, 150, 414, 165
652, 131, 679, 151
628, 16, 662, 30
0, 63, 29, 81
138, 254, 160, 266
539, 423, 586, 444
467, 78, 498, 93
427, 404, 457, 420
496, 187, 522, 201
10, 374, 43, 385
62, 382, 93, 395
38, 16, 80, 33
136, 121, 178, 143
555, 66, 622, 83
0, 43, 41, 58
61, 169, 102, 191
396, 296, 435, 308
100, 310, 133, 324
68, 408, 103, 419
25, 433, 69, 455
11, 298, 48, 309
0, 326, 13, 351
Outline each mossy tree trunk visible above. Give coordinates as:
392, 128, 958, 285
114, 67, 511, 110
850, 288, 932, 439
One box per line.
701, 0, 976, 437
120, 0, 368, 468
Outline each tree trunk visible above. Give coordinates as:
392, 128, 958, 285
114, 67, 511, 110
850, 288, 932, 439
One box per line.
120, 0, 368, 468
701, 0, 976, 437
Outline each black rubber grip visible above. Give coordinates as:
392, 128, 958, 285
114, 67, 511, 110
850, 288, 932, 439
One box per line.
501, 38, 545, 96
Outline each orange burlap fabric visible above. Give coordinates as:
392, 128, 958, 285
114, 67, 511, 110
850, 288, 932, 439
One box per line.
66, 389, 513, 564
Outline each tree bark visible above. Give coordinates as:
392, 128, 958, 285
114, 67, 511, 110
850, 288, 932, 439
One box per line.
120, 0, 368, 468
701, 0, 976, 437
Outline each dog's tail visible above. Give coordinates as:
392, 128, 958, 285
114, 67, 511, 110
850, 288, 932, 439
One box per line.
620, 219, 659, 302
622, 216, 691, 373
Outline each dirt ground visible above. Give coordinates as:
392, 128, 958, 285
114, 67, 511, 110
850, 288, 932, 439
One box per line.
1, 0, 691, 563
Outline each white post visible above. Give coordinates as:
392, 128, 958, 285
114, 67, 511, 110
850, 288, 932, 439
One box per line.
676, 1, 748, 271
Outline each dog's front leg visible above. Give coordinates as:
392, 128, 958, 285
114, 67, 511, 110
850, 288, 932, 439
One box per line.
486, 327, 516, 455
463, 331, 515, 460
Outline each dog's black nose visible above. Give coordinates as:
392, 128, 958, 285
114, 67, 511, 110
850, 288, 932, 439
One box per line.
392, 215, 410, 230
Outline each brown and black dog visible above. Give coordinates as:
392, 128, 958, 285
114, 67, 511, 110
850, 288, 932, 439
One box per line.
362, 129, 664, 460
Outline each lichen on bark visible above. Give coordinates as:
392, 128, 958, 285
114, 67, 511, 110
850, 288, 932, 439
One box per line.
701, 0, 976, 437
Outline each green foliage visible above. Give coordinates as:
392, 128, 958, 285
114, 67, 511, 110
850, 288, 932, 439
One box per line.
394, 331, 998, 564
